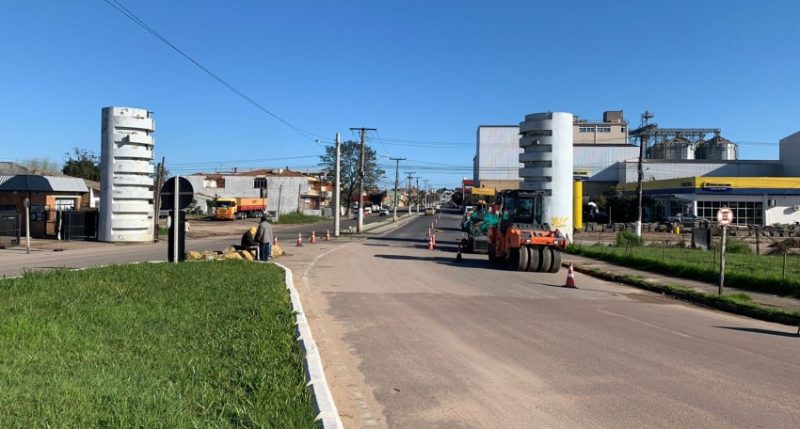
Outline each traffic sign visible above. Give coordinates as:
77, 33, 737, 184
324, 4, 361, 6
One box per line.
716, 207, 734, 226
161, 177, 194, 211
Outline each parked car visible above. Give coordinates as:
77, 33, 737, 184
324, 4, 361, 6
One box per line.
425, 207, 435, 215
379, 208, 390, 216
662, 214, 699, 227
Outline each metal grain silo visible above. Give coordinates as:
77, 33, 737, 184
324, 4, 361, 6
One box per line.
696, 134, 738, 160
98, 107, 155, 242
518, 112, 574, 238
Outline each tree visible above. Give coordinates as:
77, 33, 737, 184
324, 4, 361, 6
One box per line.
21, 157, 60, 174
319, 141, 385, 214
62, 147, 100, 181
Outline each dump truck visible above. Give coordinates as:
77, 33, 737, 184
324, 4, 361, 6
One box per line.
213, 197, 267, 220
487, 189, 567, 273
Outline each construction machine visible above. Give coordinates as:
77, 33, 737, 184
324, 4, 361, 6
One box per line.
487, 190, 567, 273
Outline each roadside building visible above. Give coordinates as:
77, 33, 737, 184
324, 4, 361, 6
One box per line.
184, 168, 327, 216
622, 177, 800, 226
0, 174, 91, 237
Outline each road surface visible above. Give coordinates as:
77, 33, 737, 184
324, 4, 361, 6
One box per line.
298, 212, 800, 428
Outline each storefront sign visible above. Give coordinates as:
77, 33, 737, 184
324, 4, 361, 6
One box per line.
702, 182, 733, 192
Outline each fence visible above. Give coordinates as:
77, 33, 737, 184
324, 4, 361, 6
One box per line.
0, 211, 20, 248
578, 221, 800, 256
58, 210, 98, 241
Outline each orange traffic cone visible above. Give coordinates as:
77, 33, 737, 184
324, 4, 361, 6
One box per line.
456, 242, 463, 261
428, 236, 434, 251
564, 263, 576, 288
432, 234, 436, 247
310, 231, 317, 244
325, 230, 331, 241
273, 235, 278, 246
296, 233, 303, 247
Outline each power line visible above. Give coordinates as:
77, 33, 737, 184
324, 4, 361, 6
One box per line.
102, 0, 324, 145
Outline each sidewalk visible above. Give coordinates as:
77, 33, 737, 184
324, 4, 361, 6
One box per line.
565, 253, 800, 318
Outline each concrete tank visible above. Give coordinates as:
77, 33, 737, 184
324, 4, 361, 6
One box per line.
518, 112, 574, 239
98, 107, 155, 242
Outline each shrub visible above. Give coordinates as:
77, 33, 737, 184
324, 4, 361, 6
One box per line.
714, 238, 753, 254
616, 230, 643, 247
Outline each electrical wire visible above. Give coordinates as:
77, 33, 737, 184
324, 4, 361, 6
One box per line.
102, 0, 325, 146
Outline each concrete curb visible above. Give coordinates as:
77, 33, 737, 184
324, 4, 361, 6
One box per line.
273, 261, 344, 429
563, 260, 800, 327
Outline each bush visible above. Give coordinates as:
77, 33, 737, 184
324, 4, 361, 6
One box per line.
714, 238, 753, 254
616, 230, 643, 247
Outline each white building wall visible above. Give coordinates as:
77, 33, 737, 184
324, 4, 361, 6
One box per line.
618, 160, 783, 183
573, 145, 639, 181
780, 131, 800, 177
518, 112, 574, 237
98, 107, 155, 242
476, 126, 523, 182
766, 195, 800, 225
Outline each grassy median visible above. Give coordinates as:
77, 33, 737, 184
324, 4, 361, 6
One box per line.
568, 244, 800, 297
0, 261, 316, 428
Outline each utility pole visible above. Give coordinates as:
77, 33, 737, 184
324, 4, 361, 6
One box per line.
406, 172, 415, 215
415, 177, 420, 213
635, 110, 653, 237
152, 156, 165, 242
350, 127, 376, 233
424, 179, 430, 209
390, 157, 405, 221
334, 133, 341, 237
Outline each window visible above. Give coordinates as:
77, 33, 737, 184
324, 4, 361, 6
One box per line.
254, 178, 267, 188
579, 126, 595, 133
621, 127, 626, 133
696, 201, 763, 225
597, 126, 611, 133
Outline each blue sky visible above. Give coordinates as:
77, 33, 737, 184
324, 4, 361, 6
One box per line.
1, 0, 798, 188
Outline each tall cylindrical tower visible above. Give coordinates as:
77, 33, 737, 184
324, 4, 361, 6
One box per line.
518, 112, 574, 239
98, 107, 155, 242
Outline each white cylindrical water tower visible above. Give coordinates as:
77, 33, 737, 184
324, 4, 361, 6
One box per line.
518, 112, 574, 239
98, 107, 155, 242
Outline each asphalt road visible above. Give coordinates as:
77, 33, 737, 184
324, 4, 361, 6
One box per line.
301, 212, 800, 428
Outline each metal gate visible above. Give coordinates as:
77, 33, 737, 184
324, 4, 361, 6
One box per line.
59, 210, 98, 241
0, 211, 20, 248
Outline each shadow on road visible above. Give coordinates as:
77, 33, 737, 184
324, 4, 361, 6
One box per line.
715, 326, 800, 338
373, 253, 495, 270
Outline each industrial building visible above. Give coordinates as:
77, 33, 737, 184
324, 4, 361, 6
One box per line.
473, 110, 800, 226
475, 111, 638, 196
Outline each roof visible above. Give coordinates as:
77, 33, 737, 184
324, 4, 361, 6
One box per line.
0, 175, 89, 193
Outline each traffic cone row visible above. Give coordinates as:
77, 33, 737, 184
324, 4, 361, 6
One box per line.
564, 262, 576, 288
310, 231, 317, 244
296, 232, 303, 247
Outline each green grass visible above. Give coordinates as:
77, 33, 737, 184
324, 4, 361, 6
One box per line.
573, 265, 800, 325
568, 244, 800, 297
0, 261, 316, 428
274, 212, 326, 224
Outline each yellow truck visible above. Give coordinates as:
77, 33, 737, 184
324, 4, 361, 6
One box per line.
213, 197, 267, 220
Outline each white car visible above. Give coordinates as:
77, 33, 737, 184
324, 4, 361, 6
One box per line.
379, 208, 390, 216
